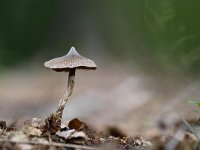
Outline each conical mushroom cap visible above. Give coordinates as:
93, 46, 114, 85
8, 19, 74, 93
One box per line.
44, 47, 97, 72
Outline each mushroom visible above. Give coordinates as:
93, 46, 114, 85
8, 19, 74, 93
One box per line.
44, 47, 97, 131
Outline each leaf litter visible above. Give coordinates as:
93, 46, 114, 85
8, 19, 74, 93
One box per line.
1, 116, 200, 149
0, 118, 152, 150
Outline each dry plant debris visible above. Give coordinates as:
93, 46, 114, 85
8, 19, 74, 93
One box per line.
0, 118, 152, 150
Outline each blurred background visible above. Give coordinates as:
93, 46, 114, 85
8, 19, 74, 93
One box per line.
0, 0, 200, 137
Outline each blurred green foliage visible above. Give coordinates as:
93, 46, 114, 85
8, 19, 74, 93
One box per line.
0, 0, 57, 66
188, 100, 200, 118
0, 0, 200, 74
144, 0, 200, 72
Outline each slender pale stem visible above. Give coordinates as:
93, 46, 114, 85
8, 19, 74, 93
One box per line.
56, 68, 76, 123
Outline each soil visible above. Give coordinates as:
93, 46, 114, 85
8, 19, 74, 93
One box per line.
0, 63, 200, 149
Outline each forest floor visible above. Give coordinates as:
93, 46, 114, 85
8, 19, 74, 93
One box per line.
0, 63, 200, 149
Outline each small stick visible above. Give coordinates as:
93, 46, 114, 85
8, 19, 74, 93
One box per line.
0, 139, 99, 150
173, 107, 200, 150
173, 108, 200, 141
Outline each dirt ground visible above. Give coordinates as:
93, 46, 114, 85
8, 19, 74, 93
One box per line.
0, 62, 199, 138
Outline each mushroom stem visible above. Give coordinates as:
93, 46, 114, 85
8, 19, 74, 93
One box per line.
56, 68, 76, 122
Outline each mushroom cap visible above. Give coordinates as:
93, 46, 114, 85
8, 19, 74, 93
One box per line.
44, 47, 97, 72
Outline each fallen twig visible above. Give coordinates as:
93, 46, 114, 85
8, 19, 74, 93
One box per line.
173, 108, 200, 141
0, 139, 99, 150
173, 107, 200, 150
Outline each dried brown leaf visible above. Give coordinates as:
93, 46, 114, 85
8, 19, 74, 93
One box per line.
68, 118, 87, 131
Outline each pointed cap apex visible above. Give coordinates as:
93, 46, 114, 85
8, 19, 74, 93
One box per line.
67, 46, 80, 57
